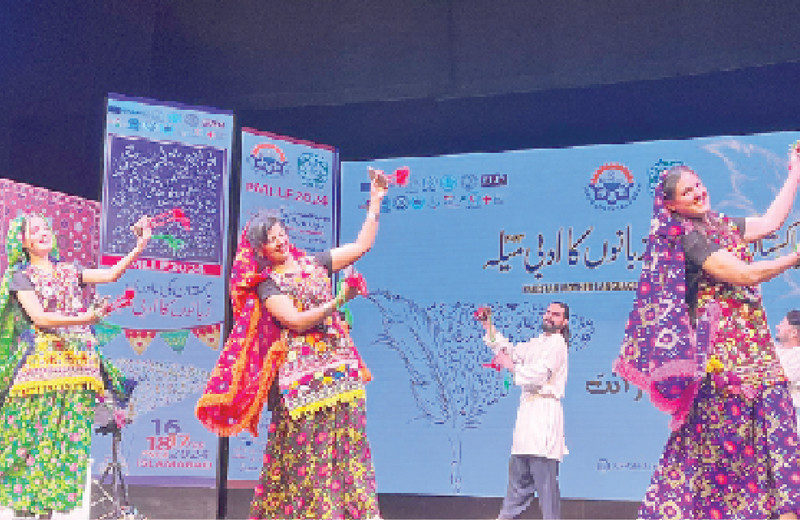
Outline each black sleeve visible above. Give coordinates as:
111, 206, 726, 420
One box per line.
256, 278, 282, 301
314, 250, 333, 277
731, 217, 746, 238
256, 251, 333, 301
683, 217, 747, 270
682, 231, 721, 271
9, 270, 34, 292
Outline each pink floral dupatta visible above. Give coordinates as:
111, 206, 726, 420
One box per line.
196, 228, 286, 437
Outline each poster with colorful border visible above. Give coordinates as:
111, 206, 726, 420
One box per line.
94, 93, 233, 485
227, 128, 339, 481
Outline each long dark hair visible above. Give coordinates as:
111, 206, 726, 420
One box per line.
552, 301, 570, 347
787, 309, 800, 328
245, 211, 285, 256
661, 165, 695, 202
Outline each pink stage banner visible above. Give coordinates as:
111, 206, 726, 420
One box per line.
0, 178, 101, 274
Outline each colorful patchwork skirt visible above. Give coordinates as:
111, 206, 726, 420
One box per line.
639, 379, 800, 519
249, 397, 380, 520
0, 389, 95, 514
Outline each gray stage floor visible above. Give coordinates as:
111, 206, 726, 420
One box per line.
95, 485, 639, 519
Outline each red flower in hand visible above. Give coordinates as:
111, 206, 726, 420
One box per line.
392, 167, 410, 187
104, 288, 135, 313
473, 306, 491, 321
346, 273, 368, 296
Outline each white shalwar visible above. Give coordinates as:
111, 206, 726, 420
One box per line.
485, 331, 569, 460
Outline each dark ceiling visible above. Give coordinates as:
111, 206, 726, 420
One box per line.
3, 0, 800, 200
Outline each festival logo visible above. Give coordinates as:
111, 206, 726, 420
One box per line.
584, 162, 641, 211
461, 192, 481, 209
461, 174, 479, 191
481, 173, 508, 188
440, 175, 458, 192
108, 104, 143, 116
403, 177, 420, 193
421, 176, 438, 192
249, 143, 289, 178
297, 153, 330, 189
202, 118, 225, 128
394, 195, 410, 211
148, 110, 166, 124
648, 159, 685, 195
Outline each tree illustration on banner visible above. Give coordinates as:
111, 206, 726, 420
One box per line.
367, 291, 594, 493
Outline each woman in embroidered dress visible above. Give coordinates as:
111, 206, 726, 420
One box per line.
0, 213, 151, 519
614, 152, 800, 519
197, 171, 387, 519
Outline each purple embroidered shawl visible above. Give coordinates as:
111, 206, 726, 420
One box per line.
613, 170, 716, 431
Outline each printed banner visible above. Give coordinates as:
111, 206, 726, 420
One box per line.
227, 128, 339, 480
339, 131, 800, 500
94, 94, 233, 484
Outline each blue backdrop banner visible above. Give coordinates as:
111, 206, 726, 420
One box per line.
339, 131, 800, 500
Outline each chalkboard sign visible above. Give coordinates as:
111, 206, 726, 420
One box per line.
102, 135, 226, 266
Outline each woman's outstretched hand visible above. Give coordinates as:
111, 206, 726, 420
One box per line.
132, 215, 153, 248
368, 167, 389, 202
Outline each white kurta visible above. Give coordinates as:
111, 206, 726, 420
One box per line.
485, 331, 569, 461
777, 346, 800, 408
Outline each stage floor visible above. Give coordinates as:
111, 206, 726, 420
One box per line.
96, 485, 640, 519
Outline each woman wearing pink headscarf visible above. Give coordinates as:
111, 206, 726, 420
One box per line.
198, 171, 387, 519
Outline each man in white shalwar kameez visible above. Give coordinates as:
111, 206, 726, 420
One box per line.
480, 301, 569, 520
776, 309, 800, 432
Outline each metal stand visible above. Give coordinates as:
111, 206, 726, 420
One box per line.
92, 421, 145, 520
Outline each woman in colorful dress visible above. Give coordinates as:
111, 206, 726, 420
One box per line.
614, 151, 800, 519
0, 213, 151, 519
197, 171, 387, 519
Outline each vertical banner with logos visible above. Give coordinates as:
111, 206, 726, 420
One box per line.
339, 131, 800, 500
227, 128, 339, 481
95, 93, 233, 484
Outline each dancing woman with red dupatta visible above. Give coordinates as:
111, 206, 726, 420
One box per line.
197, 171, 387, 520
